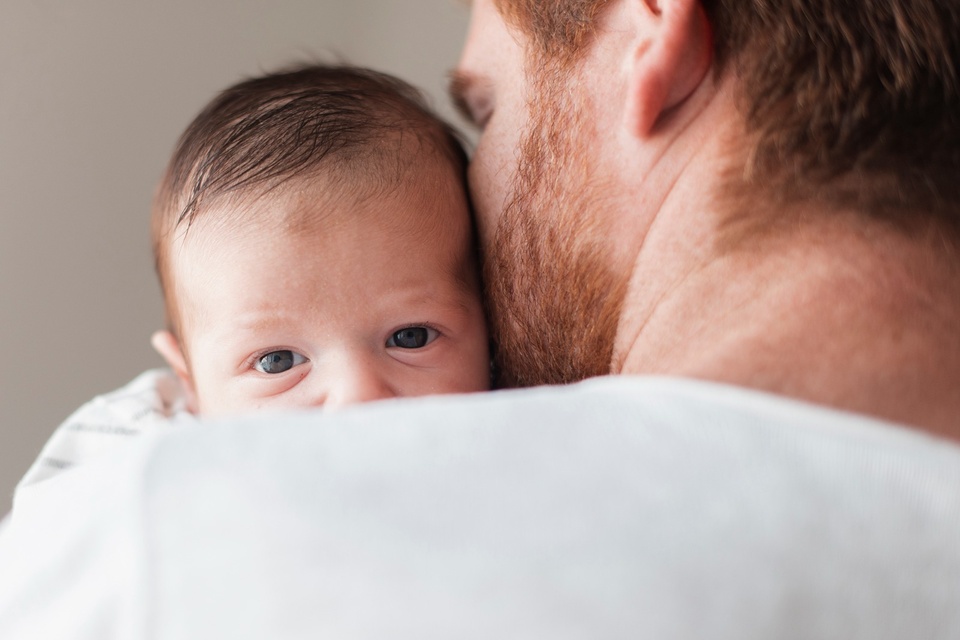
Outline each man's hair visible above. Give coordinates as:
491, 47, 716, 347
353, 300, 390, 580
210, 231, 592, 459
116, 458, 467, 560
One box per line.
495, 0, 960, 228
153, 63, 468, 336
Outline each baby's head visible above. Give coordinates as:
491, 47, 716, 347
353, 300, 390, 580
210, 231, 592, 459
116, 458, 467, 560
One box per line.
151, 64, 490, 416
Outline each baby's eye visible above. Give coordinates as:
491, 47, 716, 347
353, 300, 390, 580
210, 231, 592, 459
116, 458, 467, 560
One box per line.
254, 350, 308, 374
387, 326, 439, 349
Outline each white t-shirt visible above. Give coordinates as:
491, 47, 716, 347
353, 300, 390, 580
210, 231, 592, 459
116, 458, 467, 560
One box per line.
1, 373, 959, 639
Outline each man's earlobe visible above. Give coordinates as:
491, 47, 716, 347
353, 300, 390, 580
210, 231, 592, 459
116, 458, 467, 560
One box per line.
624, 0, 712, 137
151, 330, 198, 413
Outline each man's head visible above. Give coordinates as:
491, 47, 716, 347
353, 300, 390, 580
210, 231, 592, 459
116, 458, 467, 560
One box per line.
151, 64, 490, 415
454, 0, 960, 387
475, 0, 960, 218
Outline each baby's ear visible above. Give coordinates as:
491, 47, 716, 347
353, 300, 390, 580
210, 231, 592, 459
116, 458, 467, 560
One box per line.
151, 330, 198, 414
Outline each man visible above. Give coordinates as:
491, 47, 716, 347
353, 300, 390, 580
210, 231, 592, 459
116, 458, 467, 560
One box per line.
1, 1, 958, 637
453, 0, 960, 438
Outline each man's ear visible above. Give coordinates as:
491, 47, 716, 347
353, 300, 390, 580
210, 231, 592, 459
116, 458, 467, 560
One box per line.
151, 330, 198, 414
624, 0, 712, 137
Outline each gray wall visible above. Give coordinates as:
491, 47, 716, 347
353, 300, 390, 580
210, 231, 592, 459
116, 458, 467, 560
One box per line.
0, 1, 472, 517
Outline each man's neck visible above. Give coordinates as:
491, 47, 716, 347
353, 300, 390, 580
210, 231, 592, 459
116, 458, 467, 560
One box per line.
614, 199, 960, 440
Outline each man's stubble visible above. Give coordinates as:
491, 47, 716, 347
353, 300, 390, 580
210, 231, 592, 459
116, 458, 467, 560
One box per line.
483, 64, 627, 388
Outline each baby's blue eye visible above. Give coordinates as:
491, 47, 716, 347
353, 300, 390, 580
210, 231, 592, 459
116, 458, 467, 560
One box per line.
254, 350, 307, 374
387, 326, 438, 349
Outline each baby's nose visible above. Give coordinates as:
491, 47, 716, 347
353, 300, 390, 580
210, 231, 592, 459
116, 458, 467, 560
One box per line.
323, 358, 397, 409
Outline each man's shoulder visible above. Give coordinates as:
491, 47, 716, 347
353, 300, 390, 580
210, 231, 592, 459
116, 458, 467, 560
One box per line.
128, 374, 959, 496
363, 374, 949, 454
3, 375, 960, 638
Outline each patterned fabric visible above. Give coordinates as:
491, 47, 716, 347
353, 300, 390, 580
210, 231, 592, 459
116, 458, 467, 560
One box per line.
14, 369, 193, 501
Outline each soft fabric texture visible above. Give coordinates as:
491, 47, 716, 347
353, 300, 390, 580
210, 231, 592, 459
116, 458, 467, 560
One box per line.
1, 375, 959, 639
12, 369, 193, 508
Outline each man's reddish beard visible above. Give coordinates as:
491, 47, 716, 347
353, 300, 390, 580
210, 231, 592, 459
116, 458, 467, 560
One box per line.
482, 64, 627, 388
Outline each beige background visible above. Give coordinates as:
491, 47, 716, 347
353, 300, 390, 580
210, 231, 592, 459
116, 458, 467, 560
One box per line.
0, 0, 473, 517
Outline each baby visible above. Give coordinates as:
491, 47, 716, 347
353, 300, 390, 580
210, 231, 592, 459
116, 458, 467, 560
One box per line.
149, 64, 491, 416
14, 63, 491, 498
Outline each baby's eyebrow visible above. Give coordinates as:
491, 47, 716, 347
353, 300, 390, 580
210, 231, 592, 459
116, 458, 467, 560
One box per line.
230, 309, 298, 336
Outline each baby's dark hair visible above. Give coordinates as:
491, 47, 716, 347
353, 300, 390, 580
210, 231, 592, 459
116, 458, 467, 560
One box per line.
152, 63, 469, 336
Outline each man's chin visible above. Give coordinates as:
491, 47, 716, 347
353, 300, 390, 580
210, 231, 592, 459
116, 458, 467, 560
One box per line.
484, 208, 625, 388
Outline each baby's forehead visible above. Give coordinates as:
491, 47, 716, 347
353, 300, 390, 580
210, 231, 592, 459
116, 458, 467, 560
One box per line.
168, 163, 479, 345
174, 154, 470, 256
